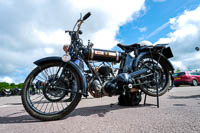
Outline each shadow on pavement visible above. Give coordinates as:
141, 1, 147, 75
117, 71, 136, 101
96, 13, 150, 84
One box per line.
168, 95, 200, 99
7, 103, 22, 106
0, 103, 155, 124
173, 104, 187, 106
67, 103, 155, 118
0, 112, 40, 124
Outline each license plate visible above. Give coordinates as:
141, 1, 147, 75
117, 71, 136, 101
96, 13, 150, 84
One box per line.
174, 77, 181, 80
163, 47, 173, 58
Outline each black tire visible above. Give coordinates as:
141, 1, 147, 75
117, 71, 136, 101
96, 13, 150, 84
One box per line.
21, 62, 82, 121
192, 80, 198, 86
135, 54, 170, 97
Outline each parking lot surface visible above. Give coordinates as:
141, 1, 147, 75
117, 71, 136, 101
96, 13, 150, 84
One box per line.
0, 86, 200, 133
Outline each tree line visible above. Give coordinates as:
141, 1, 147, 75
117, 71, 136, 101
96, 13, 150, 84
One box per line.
0, 82, 23, 90
175, 67, 200, 73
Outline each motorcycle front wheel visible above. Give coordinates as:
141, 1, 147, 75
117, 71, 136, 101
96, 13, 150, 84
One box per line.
21, 62, 81, 121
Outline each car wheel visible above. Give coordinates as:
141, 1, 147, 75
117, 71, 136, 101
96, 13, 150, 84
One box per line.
192, 80, 198, 86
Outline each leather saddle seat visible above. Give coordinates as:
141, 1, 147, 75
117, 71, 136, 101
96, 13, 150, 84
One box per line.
117, 43, 140, 51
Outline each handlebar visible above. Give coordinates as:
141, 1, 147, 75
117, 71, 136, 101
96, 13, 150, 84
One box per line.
75, 12, 91, 39
65, 12, 91, 41
64, 12, 91, 59
83, 12, 91, 21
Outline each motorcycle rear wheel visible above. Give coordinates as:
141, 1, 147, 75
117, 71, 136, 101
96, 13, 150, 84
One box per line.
135, 54, 170, 97
21, 62, 81, 121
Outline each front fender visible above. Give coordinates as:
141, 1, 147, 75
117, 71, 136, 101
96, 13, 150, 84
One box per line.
133, 52, 174, 72
34, 56, 88, 97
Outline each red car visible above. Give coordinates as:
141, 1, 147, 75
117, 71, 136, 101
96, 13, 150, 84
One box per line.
172, 71, 200, 87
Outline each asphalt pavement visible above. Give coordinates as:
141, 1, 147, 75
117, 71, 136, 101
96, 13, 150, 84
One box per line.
0, 86, 200, 133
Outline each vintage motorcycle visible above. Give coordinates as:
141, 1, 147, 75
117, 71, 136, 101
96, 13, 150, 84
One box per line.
21, 12, 174, 121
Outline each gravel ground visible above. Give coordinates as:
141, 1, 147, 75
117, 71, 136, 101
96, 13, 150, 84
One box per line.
0, 86, 200, 133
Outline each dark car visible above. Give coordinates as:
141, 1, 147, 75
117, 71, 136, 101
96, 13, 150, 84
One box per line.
172, 71, 200, 87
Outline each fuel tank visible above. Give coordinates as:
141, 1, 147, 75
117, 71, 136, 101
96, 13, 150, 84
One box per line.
83, 48, 121, 62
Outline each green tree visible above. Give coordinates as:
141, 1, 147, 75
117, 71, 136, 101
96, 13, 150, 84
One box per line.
10, 83, 16, 89
0, 82, 24, 90
176, 67, 181, 73
0, 82, 10, 90
17, 83, 24, 88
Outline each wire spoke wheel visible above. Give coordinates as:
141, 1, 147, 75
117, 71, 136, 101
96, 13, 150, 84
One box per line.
21, 62, 81, 121
135, 55, 170, 97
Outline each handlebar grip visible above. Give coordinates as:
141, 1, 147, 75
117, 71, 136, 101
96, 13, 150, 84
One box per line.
83, 12, 91, 21
65, 30, 70, 33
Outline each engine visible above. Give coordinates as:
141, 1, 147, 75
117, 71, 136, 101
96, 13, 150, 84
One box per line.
88, 65, 115, 97
98, 65, 113, 77
88, 63, 148, 97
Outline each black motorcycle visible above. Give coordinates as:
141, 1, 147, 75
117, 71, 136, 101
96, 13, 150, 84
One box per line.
0, 88, 12, 96
21, 12, 174, 121
0, 88, 21, 96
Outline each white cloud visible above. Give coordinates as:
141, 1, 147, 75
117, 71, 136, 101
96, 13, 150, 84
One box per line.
155, 6, 200, 70
44, 47, 55, 54
154, 38, 172, 45
0, 76, 13, 83
69, 0, 145, 49
33, 29, 71, 45
0, 0, 145, 82
171, 61, 187, 71
139, 27, 147, 32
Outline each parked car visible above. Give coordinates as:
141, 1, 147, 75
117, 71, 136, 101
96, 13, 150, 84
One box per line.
172, 71, 200, 87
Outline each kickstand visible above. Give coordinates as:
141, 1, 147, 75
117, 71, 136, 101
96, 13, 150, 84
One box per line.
143, 94, 159, 108
156, 82, 159, 108
143, 81, 160, 108
143, 55, 161, 108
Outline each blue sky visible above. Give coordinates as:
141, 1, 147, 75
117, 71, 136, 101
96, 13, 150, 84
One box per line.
0, 0, 200, 83
117, 0, 200, 44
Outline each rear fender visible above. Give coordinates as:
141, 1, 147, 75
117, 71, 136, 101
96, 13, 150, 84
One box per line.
34, 56, 88, 97
133, 52, 174, 72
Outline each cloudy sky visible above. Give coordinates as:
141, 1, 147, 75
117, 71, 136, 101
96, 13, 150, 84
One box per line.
0, 0, 200, 83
